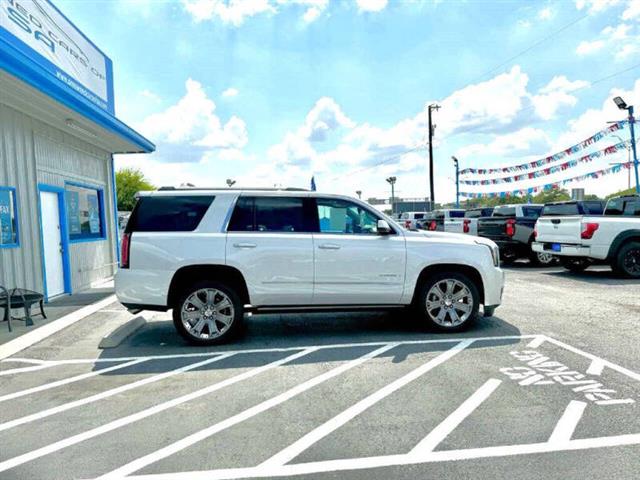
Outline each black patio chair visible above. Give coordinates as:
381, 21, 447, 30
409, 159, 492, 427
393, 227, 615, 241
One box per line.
0, 286, 47, 332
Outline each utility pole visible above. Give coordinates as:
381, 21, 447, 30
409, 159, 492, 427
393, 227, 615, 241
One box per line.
613, 97, 640, 194
427, 104, 440, 210
356, 190, 362, 200
451, 156, 460, 208
386, 177, 397, 215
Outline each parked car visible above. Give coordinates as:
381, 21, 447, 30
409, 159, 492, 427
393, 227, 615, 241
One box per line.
426, 209, 466, 232
399, 211, 430, 230
477, 204, 554, 265
116, 189, 504, 344
540, 200, 605, 217
463, 207, 495, 235
533, 195, 640, 277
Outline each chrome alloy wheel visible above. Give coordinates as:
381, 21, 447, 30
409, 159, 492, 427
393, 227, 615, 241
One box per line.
536, 251, 556, 265
425, 279, 474, 327
181, 288, 235, 339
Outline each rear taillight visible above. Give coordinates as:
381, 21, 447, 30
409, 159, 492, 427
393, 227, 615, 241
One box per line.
533, 227, 537, 239
121, 233, 131, 269
405, 220, 411, 229
463, 219, 471, 234
581, 222, 599, 240
505, 219, 516, 237
429, 220, 437, 231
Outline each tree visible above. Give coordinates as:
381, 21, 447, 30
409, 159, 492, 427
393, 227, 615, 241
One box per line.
531, 188, 571, 204
606, 187, 636, 199
116, 168, 154, 211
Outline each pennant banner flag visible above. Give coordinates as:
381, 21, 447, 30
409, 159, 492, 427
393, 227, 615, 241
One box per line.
460, 163, 631, 199
460, 140, 630, 185
459, 121, 626, 177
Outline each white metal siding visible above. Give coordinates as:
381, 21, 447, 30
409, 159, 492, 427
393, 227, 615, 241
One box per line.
0, 102, 118, 294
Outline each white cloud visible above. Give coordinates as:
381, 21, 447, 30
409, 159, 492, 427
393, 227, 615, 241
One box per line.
575, 0, 623, 14
576, 39, 605, 55
538, 6, 555, 20
222, 87, 239, 98
622, 1, 640, 20
181, 0, 275, 25
456, 128, 552, 159
532, 76, 590, 120
356, 0, 388, 13
138, 78, 248, 160
140, 89, 161, 103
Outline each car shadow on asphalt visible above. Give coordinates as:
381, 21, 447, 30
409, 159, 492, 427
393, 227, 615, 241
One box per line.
91, 311, 522, 374
541, 268, 640, 285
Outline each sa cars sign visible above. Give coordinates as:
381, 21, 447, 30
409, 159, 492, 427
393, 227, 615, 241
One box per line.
0, 0, 113, 112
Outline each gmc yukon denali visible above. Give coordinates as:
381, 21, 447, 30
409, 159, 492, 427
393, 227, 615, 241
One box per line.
116, 189, 504, 345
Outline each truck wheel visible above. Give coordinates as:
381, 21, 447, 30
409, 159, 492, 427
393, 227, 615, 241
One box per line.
173, 281, 243, 345
529, 251, 558, 267
417, 272, 479, 331
559, 257, 591, 273
613, 241, 640, 278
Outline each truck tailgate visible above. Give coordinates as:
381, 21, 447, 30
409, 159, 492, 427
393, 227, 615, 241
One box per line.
535, 216, 582, 243
477, 217, 508, 241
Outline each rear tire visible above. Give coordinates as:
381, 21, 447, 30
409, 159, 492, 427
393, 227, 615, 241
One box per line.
529, 250, 558, 267
416, 272, 480, 332
560, 257, 591, 273
173, 281, 243, 345
612, 241, 640, 278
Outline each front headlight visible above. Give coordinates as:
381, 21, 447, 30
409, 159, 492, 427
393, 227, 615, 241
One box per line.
476, 241, 500, 267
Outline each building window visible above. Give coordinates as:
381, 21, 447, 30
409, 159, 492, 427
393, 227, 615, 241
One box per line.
0, 187, 19, 248
65, 183, 105, 242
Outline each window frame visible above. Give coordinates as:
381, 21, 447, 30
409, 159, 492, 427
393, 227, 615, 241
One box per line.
64, 181, 107, 244
0, 186, 20, 249
313, 197, 398, 236
226, 195, 317, 234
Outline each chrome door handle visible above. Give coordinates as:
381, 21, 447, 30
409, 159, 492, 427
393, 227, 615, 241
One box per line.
318, 243, 341, 250
233, 242, 257, 249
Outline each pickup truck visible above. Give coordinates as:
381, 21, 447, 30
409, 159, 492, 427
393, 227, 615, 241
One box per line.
462, 207, 494, 236
116, 189, 504, 344
533, 195, 640, 277
477, 204, 554, 266
400, 211, 430, 230
426, 209, 466, 232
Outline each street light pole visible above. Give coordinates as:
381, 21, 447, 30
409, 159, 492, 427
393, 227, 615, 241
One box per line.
451, 156, 460, 208
613, 97, 640, 194
356, 190, 362, 200
386, 177, 397, 215
427, 104, 440, 209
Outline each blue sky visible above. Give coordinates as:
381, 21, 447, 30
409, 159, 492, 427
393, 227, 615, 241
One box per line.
56, 0, 640, 202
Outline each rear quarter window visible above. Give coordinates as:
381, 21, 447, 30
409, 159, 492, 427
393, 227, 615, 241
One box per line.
126, 196, 215, 232
522, 207, 542, 218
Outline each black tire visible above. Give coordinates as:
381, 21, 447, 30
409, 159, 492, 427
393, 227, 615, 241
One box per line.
559, 257, 591, 273
172, 280, 243, 345
529, 250, 559, 267
416, 272, 480, 332
612, 241, 640, 278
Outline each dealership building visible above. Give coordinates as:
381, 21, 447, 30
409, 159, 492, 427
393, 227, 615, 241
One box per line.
0, 0, 154, 300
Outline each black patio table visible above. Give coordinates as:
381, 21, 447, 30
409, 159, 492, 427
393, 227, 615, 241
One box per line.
0, 287, 47, 332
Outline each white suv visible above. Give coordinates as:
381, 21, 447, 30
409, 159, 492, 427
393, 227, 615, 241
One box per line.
116, 189, 504, 345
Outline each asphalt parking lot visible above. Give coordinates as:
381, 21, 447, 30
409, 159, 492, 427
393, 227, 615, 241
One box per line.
1, 265, 639, 480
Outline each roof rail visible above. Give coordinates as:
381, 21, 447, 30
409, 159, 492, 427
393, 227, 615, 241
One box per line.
157, 186, 310, 192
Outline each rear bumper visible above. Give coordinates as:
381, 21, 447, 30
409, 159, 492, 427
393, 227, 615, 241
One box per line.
532, 242, 591, 257
493, 240, 529, 258
115, 269, 170, 309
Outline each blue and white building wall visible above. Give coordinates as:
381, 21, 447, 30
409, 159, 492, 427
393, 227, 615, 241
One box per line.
0, 0, 154, 300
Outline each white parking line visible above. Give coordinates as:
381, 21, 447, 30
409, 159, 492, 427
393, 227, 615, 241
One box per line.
0, 359, 148, 403
2, 335, 539, 366
0, 354, 233, 433
548, 400, 587, 444
526, 336, 546, 349
0, 348, 313, 474
0, 364, 55, 376
410, 378, 502, 455
97, 343, 400, 480
260, 340, 473, 469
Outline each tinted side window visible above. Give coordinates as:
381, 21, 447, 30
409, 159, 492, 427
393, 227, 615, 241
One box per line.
542, 203, 578, 216
228, 196, 309, 232
623, 200, 640, 216
605, 198, 624, 215
522, 207, 542, 218
317, 199, 382, 235
414, 213, 425, 219
493, 207, 515, 217
449, 210, 465, 218
584, 202, 604, 215
127, 196, 214, 232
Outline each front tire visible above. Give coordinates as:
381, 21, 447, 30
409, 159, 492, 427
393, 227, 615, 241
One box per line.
612, 241, 640, 278
560, 257, 591, 273
417, 272, 480, 331
173, 281, 243, 345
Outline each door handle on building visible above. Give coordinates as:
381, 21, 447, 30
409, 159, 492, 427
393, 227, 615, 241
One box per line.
318, 243, 341, 250
233, 243, 257, 249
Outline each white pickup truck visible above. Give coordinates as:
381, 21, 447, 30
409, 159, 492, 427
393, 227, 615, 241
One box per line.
532, 195, 640, 277
116, 189, 504, 344
426, 209, 467, 232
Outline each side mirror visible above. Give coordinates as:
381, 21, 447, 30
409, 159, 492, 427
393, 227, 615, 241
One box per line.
377, 219, 392, 235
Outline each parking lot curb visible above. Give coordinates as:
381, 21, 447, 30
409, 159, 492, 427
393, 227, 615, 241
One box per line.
0, 295, 117, 361
98, 315, 146, 349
